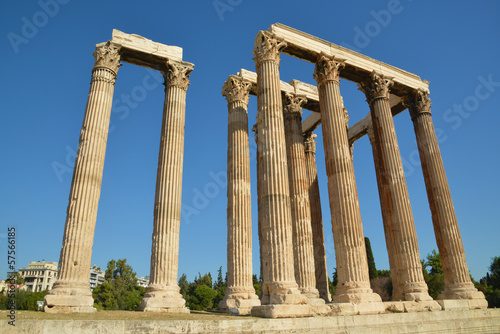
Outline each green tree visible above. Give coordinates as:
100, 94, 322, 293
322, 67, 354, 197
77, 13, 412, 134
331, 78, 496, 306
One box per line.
6, 272, 24, 285
422, 251, 444, 299
252, 274, 261, 298
365, 237, 378, 279
189, 285, 217, 310
93, 258, 142, 310
329, 268, 338, 296
178, 273, 189, 301
426, 250, 443, 275
213, 267, 227, 310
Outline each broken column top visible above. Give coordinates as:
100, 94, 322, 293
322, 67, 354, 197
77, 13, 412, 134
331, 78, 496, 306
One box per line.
96, 29, 191, 70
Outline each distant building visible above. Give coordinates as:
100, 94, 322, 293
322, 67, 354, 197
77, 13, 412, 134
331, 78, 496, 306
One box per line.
19, 261, 58, 292
0, 280, 28, 294
137, 276, 149, 288
89, 265, 105, 290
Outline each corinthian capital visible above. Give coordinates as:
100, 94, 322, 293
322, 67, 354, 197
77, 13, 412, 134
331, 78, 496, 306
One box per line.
403, 89, 432, 121
283, 93, 307, 117
313, 53, 345, 86
93, 41, 121, 74
358, 71, 393, 103
304, 132, 317, 154
163, 60, 194, 91
253, 31, 287, 65
222, 76, 252, 105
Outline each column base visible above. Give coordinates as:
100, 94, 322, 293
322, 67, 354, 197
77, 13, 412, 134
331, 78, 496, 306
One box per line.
333, 284, 383, 304
251, 282, 313, 318
44, 281, 96, 314
438, 282, 488, 309
139, 285, 189, 313
403, 282, 435, 302
219, 289, 261, 315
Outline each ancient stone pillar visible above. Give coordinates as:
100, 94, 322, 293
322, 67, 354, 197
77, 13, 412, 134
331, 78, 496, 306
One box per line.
358, 72, 437, 305
283, 94, 326, 310
44, 42, 121, 313
366, 123, 401, 298
405, 90, 487, 309
251, 31, 312, 318
253, 124, 270, 305
220, 76, 261, 314
314, 53, 383, 309
139, 60, 193, 313
304, 133, 332, 303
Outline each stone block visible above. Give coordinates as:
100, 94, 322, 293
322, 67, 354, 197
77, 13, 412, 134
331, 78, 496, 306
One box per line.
251, 304, 313, 318
437, 299, 470, 310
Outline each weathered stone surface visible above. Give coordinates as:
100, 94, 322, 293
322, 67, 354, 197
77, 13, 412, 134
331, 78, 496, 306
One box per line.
139, 60, 193, 313
359, 72, 434, 304
283, 93, 322, 306
313, 53, 382, 308
44, 42, 121, 314
220, 76, 260, 314
4, 309, 500, 334
253, 30, 312, 318
304, 133, 331, 303
405, 90, 487, 308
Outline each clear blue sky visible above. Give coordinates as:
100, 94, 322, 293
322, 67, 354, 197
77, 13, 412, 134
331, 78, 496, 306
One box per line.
1, 1, 498, 284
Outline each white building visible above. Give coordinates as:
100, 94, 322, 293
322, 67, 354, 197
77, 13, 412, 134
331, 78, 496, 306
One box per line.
137, 276, 149, 288
89, 265, 105, 290
19, 261, 58, 292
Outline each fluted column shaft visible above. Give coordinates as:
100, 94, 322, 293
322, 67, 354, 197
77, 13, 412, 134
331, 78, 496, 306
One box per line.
140, 60, 193, 312
407, 91, 486, 307
359, 72, 431, 301
253, 31, 307, 306
45, 42, 121, 313
314, 54, 381, 304
366, 124, 401, 298
283, 94, 319, 299
220, 77, 260, 314
254, 125, 270, 304
304, 133, 332, 302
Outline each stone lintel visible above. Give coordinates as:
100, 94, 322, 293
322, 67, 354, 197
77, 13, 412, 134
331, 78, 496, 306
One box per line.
267, 23, 429, 96
97, 29, 185, 70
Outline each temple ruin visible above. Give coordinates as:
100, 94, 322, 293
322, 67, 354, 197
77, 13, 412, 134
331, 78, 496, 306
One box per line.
221, 24, 487, 318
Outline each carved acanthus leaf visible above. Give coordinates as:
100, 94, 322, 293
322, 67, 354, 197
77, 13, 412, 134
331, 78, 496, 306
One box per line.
253, 31, 287, 65
313, 53, 345, 85
283, 93, 307, 116
358, 71, 394, 103
93, 41, 121, 74
163, 61, 193, 90
404, 89, 432, 120
304, 132, 317, 154
222, 76, 252, 104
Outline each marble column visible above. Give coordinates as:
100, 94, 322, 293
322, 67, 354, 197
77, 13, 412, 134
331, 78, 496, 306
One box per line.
358, 72, 436, 304
253, 124, 270, 305
366, 124, 401, 299
220, 76, 261, 314
139, 60, 193, 313
44, 42, 121, 313
304, 132, 332, 303
283, 93, 326, 310
405, 90, 487, 309
251, 31, 311, 318
314, 53, 383, 309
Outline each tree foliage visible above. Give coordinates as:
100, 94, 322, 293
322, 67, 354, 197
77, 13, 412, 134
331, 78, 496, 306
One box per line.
365, 237, 378, 279
92, 258, 144, 310
422, 251, 444, 299
476, 256, 500, 307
